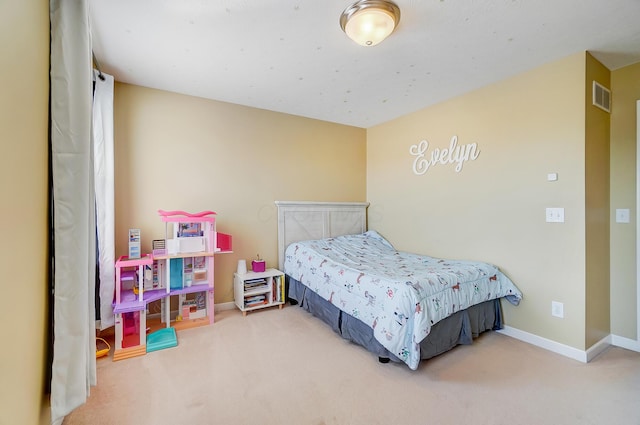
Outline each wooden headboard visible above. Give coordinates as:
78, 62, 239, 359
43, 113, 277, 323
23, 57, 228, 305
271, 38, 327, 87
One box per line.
275, 201, 369, 271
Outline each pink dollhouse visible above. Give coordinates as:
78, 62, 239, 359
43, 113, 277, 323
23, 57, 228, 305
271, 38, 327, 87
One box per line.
112, 210, 232, 361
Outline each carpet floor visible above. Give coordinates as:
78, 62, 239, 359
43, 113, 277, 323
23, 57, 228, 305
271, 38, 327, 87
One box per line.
64, 305, 640, 425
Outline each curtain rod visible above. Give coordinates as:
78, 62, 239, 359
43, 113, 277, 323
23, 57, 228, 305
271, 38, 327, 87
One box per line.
92, 51, 105, 81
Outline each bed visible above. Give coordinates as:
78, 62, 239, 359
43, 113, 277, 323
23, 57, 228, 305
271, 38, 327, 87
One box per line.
276, 201, 522, 370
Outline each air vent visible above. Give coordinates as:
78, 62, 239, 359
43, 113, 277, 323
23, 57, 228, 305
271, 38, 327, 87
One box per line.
592, 81, 611, 113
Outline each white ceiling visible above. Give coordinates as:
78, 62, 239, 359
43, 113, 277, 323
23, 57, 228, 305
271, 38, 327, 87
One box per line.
89, 0, 640, 129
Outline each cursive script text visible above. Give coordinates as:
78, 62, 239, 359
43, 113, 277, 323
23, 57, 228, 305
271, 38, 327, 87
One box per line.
409, 136, 480, 175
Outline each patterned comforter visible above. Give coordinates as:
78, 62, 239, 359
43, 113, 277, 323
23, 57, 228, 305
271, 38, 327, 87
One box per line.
284, 231, 522, 370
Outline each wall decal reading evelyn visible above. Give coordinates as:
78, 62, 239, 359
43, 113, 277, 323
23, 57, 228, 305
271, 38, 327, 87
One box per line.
410, 136, 480, 175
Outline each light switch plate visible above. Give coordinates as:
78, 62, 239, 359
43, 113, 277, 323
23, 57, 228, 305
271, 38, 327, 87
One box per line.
546, 207, 565, 223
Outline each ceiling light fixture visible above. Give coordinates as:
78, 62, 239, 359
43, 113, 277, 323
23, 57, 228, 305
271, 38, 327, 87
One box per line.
340, 0, 401, 47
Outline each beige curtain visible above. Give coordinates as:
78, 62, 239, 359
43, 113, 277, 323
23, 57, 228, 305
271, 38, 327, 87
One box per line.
49, 0, 96, 423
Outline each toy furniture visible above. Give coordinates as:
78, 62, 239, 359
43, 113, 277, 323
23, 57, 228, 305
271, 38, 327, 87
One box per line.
113, 254, 153, 361
112, 210, 232, 361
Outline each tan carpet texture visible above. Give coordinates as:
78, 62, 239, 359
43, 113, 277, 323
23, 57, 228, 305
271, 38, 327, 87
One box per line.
64, 306, 640, 425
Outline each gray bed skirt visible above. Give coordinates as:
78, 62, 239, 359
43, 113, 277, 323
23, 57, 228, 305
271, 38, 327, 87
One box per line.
287, 276, 503, 364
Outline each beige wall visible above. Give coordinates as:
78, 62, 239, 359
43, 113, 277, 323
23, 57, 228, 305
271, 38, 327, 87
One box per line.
0, 3, 634, 420
610, 61, 640, 339
113, 83, 367, 304
584, 53, 611, 347
367, 53, 590, 349
0, 1, 50, 424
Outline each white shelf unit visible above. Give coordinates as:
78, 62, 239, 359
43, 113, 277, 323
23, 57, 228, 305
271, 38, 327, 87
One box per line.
234, 268, 285, 316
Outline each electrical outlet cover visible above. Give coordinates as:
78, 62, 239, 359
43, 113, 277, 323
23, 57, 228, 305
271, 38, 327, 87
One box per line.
615, 209, 630, 223
552, 301, 564, 318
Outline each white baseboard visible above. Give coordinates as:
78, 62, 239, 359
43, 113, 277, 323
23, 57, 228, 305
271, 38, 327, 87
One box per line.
497, 326, 589, 362
498, 326, 640, 363
585, 335, 612, 362
611, 334, 640, 352
215, 301, 236, 311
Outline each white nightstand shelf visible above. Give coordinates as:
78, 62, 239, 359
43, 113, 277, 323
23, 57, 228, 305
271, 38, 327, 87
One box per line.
234, 268, 285, 316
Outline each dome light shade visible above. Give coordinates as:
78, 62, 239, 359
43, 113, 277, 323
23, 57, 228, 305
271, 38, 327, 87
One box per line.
340, 0, 401, 47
